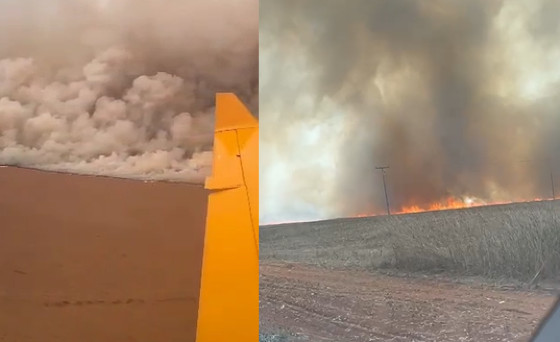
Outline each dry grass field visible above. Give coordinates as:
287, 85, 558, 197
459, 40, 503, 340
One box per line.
261, 200, 560, 282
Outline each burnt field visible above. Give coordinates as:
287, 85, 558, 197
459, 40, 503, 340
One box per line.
260, 201, 560, 341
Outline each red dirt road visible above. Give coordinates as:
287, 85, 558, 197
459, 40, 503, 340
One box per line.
260, 262, 558, 342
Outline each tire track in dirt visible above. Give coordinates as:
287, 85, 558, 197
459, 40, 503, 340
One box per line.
260, 262, 558, 342
42, 296, 195, 308
264, 294, 397, 341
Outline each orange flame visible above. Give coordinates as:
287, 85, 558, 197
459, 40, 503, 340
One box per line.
353, 196, 554, 218
355, 213, 373, 218
398, 197, 479, 214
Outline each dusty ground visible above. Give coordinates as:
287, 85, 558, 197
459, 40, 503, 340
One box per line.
0, 166, 208, 342
260, 262, 558, 342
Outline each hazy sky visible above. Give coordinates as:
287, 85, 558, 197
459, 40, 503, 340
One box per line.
0, 0, 257, 182
259, 0, 560, 224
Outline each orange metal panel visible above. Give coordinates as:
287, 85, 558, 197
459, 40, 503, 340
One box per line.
196, 94, 259, 342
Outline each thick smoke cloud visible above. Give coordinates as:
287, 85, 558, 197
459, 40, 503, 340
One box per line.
260, 0, 560, 223
0, 0, 257, 182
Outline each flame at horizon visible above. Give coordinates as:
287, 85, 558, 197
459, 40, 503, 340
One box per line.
354, 196, 553, 219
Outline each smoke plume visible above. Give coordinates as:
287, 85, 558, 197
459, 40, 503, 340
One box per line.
0, 0, 257, 183
260, 0, 560, 223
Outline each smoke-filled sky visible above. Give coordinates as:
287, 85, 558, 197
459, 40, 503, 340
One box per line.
0, 0, 257, 182
260, 0, 560, 224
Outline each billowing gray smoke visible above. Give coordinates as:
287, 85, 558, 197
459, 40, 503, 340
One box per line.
260, 0, 560, 223
0, 0, 257, 183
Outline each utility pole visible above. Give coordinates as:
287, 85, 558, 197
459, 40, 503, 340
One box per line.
376, 166, 391, 216
547, 158, 556, 200
551, 171, 556, 200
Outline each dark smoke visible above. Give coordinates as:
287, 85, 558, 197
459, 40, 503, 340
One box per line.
260, 0, 560, 223
0, 0, 257, 182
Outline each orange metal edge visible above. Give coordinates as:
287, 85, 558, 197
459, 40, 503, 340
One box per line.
195, 93, 258, 342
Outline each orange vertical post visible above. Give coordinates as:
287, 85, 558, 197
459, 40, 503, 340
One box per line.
195, 93, 258, 342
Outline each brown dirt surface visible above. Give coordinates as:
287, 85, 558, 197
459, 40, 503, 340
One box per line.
260, 262, 559, 342
0, 166, 208, 342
